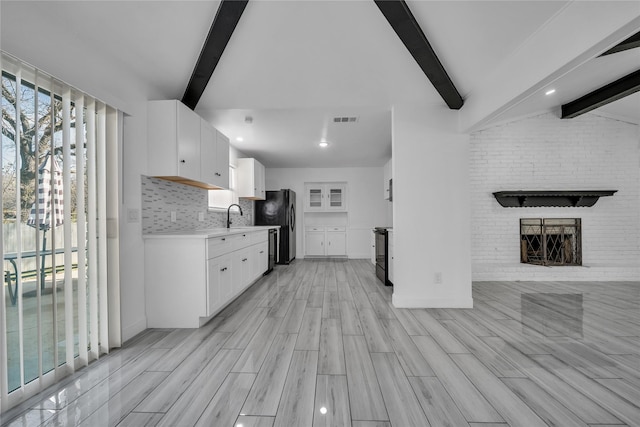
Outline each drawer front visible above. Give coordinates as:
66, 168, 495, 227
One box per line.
233, 232, 252, 251
207, 235, 238, 259
251, 230, 269, 245
305, 226, 325, 232
326, 226, 346, 232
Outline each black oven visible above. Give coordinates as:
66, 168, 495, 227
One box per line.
374, 227, 392, 286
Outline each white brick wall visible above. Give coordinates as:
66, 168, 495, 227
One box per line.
470, 112, 640, 281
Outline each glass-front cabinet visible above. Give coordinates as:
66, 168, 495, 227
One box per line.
308, 187, 324, 210
304, 182, 347, 212
327, 185, 346, 210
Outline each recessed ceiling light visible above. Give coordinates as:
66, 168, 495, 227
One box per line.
236, 137, 244, 142
319, 141, 329, 148
545, 89, 556, 96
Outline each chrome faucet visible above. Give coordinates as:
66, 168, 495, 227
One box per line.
227, 204, 243, 228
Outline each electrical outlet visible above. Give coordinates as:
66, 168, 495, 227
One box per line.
434, 272, 442, 284
198, 212, 205, 222
170, 211, 177, 222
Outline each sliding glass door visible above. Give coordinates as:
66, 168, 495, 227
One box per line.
1, 54, 118, 411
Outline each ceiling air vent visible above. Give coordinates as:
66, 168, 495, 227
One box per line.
333, 116, 358, 123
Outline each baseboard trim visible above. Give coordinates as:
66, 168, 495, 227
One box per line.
122, 317, 147, 343
392, 294, 474, 309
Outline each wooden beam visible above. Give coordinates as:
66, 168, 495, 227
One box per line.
561, 69, 640, 118
181, 0, 249, 110
600, 31, 640, 56
374, 0, 463, 109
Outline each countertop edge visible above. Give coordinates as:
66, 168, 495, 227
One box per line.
143, 225, 280, 239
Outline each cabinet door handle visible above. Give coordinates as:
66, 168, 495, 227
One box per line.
259, 251, 264, 254
242, 258, 248, 262
180, 159, 186, 163
221, 238, 226, 241
243, 234, 246, 237
220, 267, 227, 272
215, 172, 221, 176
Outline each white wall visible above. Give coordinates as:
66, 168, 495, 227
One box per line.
266, 167, 388, 259
470, 112, 640, 281
391, 105, 473, 308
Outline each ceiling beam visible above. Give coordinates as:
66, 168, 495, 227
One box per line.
561, 69, 640, 119
182, 0, 249, 110
374, 0, 463, 109
600, 30, 640, 56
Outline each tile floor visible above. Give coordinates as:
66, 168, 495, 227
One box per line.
1, 259, 639, 426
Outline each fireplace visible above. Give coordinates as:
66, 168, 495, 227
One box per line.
520, 218, 582, 266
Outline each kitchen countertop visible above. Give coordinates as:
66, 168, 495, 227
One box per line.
143, 225, 280, 239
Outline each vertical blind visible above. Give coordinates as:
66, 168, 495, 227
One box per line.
0, 52, 119, 412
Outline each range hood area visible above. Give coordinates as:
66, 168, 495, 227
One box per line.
492, 190, 617, 208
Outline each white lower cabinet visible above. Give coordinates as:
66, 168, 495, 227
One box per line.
306, 229, 326, 256
208, 255, 231, 315
327, 231, 346, 256
145, 228, 274, 328
253, 241, 268, 279
233, 248, 252, 295
305, 226, 346, 257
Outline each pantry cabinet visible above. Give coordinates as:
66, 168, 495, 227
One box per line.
147, 99, 229, 189
237, 158, 266, 200
304, 183, 347, 212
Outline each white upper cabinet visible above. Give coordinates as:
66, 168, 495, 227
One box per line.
148, 100, 200, 181
304, 182, 347, 212
214, 130, 230, 189
147, 100, 228, 189
305, 184, 325, 211
237, 158, 266, 200
326, 184, 347, 211
200, 119, 216, 185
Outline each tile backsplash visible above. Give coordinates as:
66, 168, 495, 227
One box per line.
141, 176, 253, 234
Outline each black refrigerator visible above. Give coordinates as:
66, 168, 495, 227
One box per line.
255, 189, 296, 264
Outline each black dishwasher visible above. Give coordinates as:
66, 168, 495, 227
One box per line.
265, 228, 277, 275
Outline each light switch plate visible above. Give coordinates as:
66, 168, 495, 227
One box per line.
170, 211, 177, 222
127, 208, 139, 223
198, 212, 205, 222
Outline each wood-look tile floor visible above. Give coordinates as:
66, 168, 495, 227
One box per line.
2, 259, 640, 427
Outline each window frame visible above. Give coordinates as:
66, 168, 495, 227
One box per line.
207, 164, 237, 211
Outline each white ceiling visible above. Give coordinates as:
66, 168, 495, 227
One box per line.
2, 1, 639, 168
493, 45, 640, 124
206, 108, 391, 168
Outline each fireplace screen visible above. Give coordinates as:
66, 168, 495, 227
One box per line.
520, 218, 582, 266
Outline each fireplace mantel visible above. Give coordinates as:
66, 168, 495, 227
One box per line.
492, 190, 617, 207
